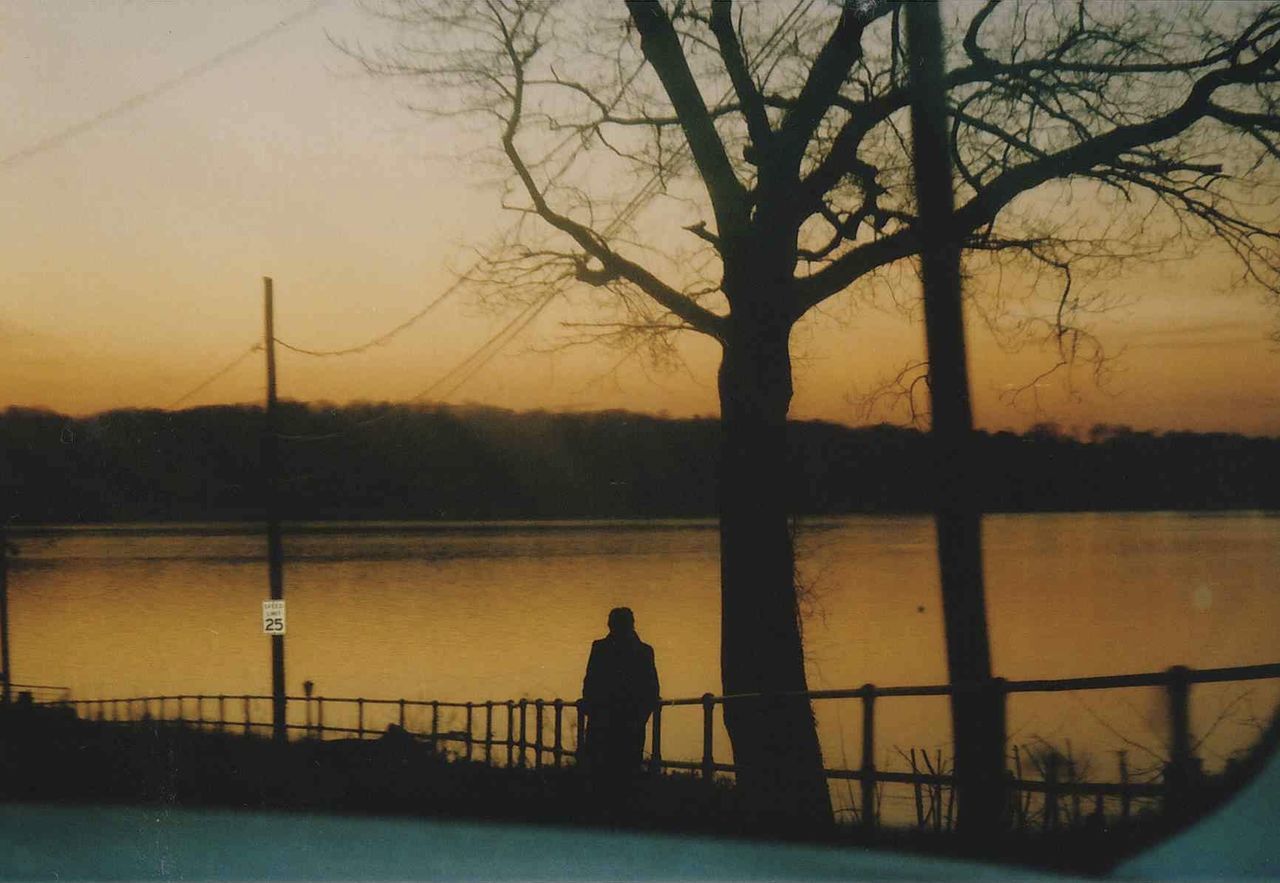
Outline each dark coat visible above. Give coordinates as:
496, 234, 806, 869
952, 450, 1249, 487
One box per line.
582, 632, 659, 739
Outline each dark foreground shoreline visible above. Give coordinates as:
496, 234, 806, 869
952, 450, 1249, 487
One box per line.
3, 703, 1272, 876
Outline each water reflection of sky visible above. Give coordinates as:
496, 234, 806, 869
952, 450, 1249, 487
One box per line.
7, 512, 1278, 822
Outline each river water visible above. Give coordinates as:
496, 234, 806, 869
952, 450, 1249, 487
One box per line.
7, 512, 1279, 813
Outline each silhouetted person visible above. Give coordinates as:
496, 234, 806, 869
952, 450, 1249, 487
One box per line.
581, 607, 659, 799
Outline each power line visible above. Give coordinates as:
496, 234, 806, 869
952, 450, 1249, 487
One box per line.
167, 343, 262, 409
574, 0, 814, 240
265, 0, 811, 370
273, 279, 463, 357
270, 59, 651, 362
416, 291, 558, 403
1, 0, 331, 172
275, 291, 558, 442
421, 0, 815, 396
273, 0, 814, 439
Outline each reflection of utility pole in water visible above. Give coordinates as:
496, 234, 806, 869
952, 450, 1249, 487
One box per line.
906, 2, 1003, 836
263, 277, 287, 742
1, 522, 11, 705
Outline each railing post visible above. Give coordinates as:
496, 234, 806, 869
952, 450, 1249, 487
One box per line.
1043, 752, 1061, 832
1118, 750, 1131, 821
465, 702, 474, 761
860, 684, 877, 829
506, 701, 515, 766
218, 695, 226, 733
534, 699, 544, 769
1165, 665, 1198, 813
485, 701, 494, 765
650, 701, 663, 775
911, 748, 926, 830
992, 677, 1010, 829
575, 700, 585, 762
1005, 766, 1019, 829
243, 695, 251, 735
357, 698, 365, 740
317, 697, 325, 740
519, 699, 528, 767
553, 699, 564, 768
701, 693, 715, 785
1067, 756, 1080, 825
934, 748, 944, 833
1011, 744, 1024, 830
432, 701, 440, 743
399, 698, 406, 730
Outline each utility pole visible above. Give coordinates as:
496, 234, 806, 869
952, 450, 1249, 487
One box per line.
263, 277, 287, 742
1, 521, 11, 705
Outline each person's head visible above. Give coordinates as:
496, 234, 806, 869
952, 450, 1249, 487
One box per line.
607, 606, 635, 636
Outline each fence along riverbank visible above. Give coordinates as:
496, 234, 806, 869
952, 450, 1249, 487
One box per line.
39, 660, 1280, 832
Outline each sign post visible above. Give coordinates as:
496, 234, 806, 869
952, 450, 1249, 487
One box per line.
1, 523, 10, 705
263, 277, 287, 742
262, 599, 287, 636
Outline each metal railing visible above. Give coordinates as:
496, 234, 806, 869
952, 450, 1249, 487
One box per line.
53, 693, 587, 769
3, 681, 71, 704
655, 662, 1280, 828
42, 661, 1280, 830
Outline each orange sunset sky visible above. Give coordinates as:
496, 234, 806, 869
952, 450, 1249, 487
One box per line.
2, 1, 1278, 436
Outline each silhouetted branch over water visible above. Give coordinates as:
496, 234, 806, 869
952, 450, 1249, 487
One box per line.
1, 404, 1276, 524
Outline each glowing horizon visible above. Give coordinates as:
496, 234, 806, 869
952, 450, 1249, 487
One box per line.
2, 1, 1278, 436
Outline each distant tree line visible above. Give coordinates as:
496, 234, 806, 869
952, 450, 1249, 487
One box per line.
0, 403, 1276, 524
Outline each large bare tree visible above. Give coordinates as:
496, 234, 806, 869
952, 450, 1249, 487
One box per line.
356, 0, 1280, 825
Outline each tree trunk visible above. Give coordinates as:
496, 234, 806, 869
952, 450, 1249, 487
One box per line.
716, 305, 833, 829
907, 1, 1007, 838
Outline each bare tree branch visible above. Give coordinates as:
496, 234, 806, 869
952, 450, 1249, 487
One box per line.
627, 0, 750, 239
709, 0, 773, 150
357, 0, 1280, 367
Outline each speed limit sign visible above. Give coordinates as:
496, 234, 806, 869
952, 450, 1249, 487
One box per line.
262, 600, 286, 636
